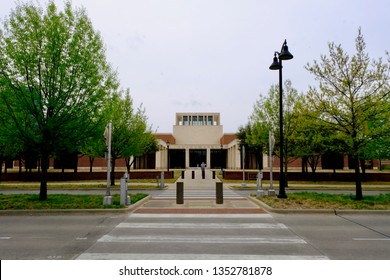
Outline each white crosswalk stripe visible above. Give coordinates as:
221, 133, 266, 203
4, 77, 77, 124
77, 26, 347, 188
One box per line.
98, 235, 307, 244
78, 253, 328, 260
77, 213, 329, 260
117, 222, 288, 229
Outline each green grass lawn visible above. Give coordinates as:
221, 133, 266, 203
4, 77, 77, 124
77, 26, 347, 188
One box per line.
0, 183, 162, 190
0, 193, 148, 210
257, 192, 390, 210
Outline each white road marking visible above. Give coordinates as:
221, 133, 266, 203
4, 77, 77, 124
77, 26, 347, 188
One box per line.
353, 238, 390, 241
128, 213, 272, 218
77, 253, 328, 260
98, 235, 307, 244
117, 222, 287, 229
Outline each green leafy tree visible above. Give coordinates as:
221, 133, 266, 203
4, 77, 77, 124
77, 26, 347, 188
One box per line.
237, 122, 269, 170
305, 28, 390, 200
80, 131, 107, 174
250, 80, 302, 186
123, 110, 158, 173
237, 123, 265, 170
108, 90, 157, 185
291, 106, 336, 174
0, 1, 117, 199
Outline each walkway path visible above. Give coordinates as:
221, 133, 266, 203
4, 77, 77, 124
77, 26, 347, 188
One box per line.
134, 169, 265, 214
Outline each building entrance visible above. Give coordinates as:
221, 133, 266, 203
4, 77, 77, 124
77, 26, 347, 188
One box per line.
189, 149, 207, 167
169, 149, 186, 169
210, 149, 226, 169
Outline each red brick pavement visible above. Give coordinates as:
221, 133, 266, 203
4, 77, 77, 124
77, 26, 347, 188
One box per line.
133, 208, 267, 214
133, 197, 268, 214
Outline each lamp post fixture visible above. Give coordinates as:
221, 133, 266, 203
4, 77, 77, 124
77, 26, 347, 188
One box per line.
269, 39, 293, 199
166, 140, 170, 172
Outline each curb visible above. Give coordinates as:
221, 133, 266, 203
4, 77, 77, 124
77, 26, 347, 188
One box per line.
247, 196, 390, 215
0, 195, 151, 216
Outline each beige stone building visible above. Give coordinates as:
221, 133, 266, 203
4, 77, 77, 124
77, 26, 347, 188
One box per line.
154, 113, 241, 169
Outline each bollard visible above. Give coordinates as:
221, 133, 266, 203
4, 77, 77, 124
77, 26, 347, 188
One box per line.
192, 170, 195, 179
212, 170, 216, 179
202, 170, 205, 179
176, 182, 184, 204
256, 170, 265, 198
120, 173, 130, 205
216, 182, 223, 204
160, 171, 164, 188
181, 170, 185, 179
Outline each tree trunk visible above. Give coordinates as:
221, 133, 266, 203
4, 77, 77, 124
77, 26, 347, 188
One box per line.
89, 157, 94, 174
354, 157, 363, 200
125, 157, 131, 174
110, 158, 116, 186
301, 157, 307, 174
74, 155, 78, 174
309, 155, 319, 174
18, 157, 22, 179
39, 153, 50, 201
360, 159, 366, 175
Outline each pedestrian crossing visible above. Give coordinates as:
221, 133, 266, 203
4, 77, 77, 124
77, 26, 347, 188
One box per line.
77, 213, 329, 260
153, 189, 241, 199
76, 169, 329, 260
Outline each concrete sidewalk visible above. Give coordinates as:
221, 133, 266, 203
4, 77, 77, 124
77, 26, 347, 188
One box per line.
134, 169, 267, 214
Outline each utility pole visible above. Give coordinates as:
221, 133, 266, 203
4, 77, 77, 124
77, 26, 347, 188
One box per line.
103, 121, 112, 205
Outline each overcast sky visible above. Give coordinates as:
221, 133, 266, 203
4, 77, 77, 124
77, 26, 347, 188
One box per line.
1, 0, 389, 133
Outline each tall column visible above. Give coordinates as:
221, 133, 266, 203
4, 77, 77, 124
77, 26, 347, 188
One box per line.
235, 144, 241, 169
227, 147, 233, 169
206, 147, 211, 168
155, 149, 162, 169
185, 148, 190, 168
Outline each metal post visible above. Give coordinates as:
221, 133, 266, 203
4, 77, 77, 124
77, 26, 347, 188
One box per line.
120, 173, 130, 205
269, 40, 293, 198
216, 182, 223, 204
278, 62, 287, 198
256, 170, 264, 197
269, 131, 275, 196
176, 182, 184, 204
103, 121, 112, 205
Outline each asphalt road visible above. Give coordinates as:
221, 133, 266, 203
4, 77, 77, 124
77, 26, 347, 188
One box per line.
0, 212, 389, 260
0, 213, 126, 260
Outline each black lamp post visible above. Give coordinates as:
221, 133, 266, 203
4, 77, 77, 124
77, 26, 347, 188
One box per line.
166, 140, 170, 172
269, 39, 293, 199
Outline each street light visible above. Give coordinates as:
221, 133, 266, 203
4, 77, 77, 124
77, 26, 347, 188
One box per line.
269, 39, 293, 199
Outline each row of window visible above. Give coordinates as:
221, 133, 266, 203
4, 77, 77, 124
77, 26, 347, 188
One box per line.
182, 115, 214, 126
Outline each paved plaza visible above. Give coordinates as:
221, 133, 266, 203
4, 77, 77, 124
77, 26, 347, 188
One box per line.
136, 169, 265, 214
